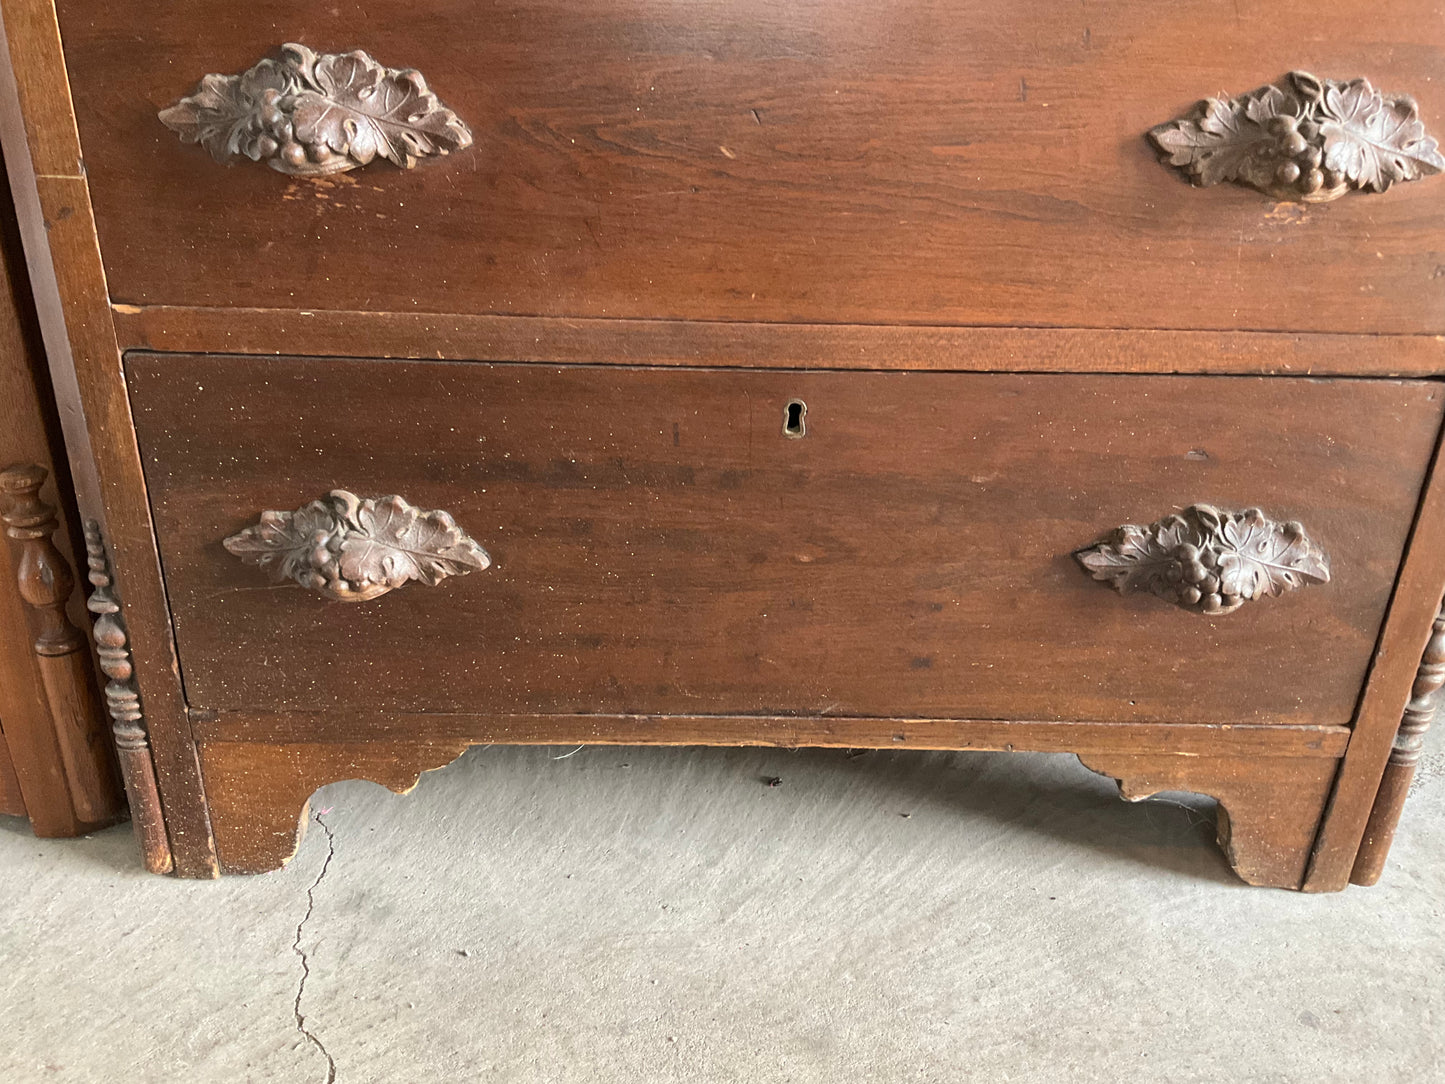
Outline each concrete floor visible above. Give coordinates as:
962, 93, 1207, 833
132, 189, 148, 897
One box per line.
3, 734, 1442, 1084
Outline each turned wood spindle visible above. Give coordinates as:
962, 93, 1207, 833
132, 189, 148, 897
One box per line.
83, 519, 173, 874
1350, 600, 1445, 885
0, 465, 118, 823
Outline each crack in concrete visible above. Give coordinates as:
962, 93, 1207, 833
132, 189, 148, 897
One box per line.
292, 812, 338, 1084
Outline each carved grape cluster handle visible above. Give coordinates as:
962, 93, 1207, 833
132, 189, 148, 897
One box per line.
223, 490, 490, 603
1149, 70, 1444, 202
159, 43, 471, 176
1075, 505, 1329, 615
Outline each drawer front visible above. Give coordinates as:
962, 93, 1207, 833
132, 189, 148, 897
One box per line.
61, 0, 1445, 334
127, 354, 1441, 726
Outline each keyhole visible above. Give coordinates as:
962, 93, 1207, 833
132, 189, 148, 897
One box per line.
783, 399, 807, 438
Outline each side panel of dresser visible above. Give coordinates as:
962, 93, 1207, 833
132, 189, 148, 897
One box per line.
0, 143, 122, 835
1304, 431, 1445, 890
0, 0, 214, 873
1349, 597, 1445, 885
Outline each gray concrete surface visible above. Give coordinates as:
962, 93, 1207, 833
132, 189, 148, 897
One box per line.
3, 733, 1442, 1084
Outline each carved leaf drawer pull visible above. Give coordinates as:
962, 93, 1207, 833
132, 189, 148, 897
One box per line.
223, 490, 490, 603
1075, 505, 1329, 615
1149, 70, 1444, 202
159, 43, 472, 176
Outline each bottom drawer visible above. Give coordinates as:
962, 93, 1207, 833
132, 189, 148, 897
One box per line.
127, 354, 1441, 728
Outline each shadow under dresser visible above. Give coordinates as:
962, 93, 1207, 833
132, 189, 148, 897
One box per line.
2, 0, 1443, 888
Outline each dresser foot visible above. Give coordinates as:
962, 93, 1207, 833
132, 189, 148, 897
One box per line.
198, 740, 471, 874
1077, 753, 1338, 890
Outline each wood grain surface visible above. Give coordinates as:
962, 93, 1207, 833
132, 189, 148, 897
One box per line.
110, 308, 1445, 379
0, 143, 121, 836
0, 0, 218, 873
56, 0, 1445, 333
191, 710, 1350, 758
11, 0, 1445, 884
204, 736, 1341, 881
200, 739, 471, 874
1305, 425, 1445, 890
0, 148, 82, 836
128, 354, 1442, 728
0, 734, 23, 815
1079, 752, 1338, 889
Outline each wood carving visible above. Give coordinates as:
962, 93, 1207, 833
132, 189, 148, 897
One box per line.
200, 740, 471, 874
1150, 70, 1445, 202
1, 465, 85, 656
1077, 753, 1337, 889
159, 43, 472, 176
1351, 598, 1445, 885
223, 489, 491, 602
84, 521, 173, 874
0, 466, 120, 825
1075, 504, 1329, 615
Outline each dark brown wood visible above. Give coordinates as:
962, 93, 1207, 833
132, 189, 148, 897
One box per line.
34, 176, 214, 871
52, 0, 1445, 334
0, 464, 120, 824
1305, 425, 1445, 891
200, 739, 470, 874
1078, 752, 1339, 888
0, 1, 100, 518
0, 136, 91, 836
0, 466, 83, 662
1350, 597, 1445, 885
5, 0, 1445, 887
108, 308, 1445, 380
191, 710, 1351, 758
83, 521, 172, 874
200, 735, 1337, 885
0, 133, 123, 836
0, 0, 218, 875
129, 355, 1441, 728
0, 726, 23, 815
0, 0, 80, 179
1349, 768, 1418, 886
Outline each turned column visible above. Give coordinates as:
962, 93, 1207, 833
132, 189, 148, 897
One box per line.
83, 520, 174, 874
1350, 599, 1445, 885
0, 465, 119, 823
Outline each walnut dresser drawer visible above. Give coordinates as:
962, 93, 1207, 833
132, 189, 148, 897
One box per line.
4, 0, 1445, 890
130, 354, 1439, 733
52, 0, 1445, 335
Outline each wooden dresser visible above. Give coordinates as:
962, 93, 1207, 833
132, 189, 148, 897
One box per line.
3, 0, 1443, 888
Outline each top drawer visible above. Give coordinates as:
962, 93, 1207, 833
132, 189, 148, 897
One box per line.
55, 0, 1445, 334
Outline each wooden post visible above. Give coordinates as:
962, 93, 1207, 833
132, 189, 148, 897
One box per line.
1350, 598, 1445, 885
0, 464, 119, 823
82, 519, 173, 874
